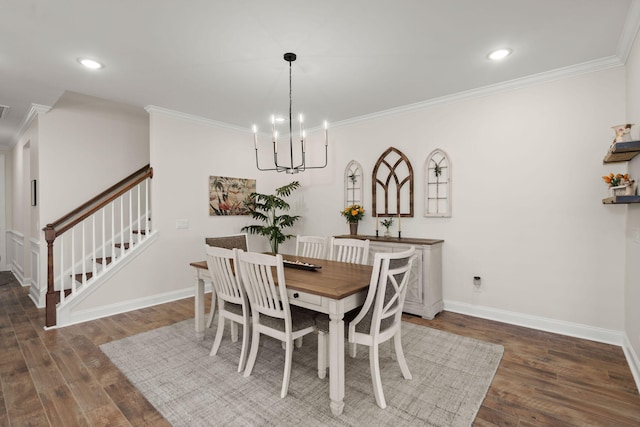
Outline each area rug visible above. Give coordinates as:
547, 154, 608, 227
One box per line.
100, 319, 503, 426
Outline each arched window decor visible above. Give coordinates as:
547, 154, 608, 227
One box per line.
424, 148, 451, 217
344, 160, 364, 206
372, 147, 414, 217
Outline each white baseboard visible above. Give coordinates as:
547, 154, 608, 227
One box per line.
11, 265, 27, 288
28, 284, 45, 308
622, 335, 640, 393
51, 282, 213, 329
443, 300, 624, 345
444, 300, 640, 394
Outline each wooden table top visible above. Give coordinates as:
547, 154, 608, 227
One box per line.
334, 234, 444, 245
191, 254, 372, 300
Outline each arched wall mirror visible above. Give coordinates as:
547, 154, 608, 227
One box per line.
344, 160, 364, 206
424, 148, 452, 217
372, 147, 414, 217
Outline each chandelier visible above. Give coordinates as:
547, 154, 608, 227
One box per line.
253, 52, 328, 174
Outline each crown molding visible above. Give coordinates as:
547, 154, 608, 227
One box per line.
145, 105, 251, 133
12, 103, 51, 146
617, 0, 640, 62
331, 55, 624, 129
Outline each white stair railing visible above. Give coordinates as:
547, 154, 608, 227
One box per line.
44, 165, 153, 327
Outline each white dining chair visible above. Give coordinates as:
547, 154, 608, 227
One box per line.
204, 233, 248, 328
237, 250, 317, 398
205, 246, 251, 372
295, 235, 328, 259
329, 237, 370, 264
317, 246, 417, 408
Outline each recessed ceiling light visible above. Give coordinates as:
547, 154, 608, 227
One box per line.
488, 48, 512, 61
77, 57, 104, 69
274, 116, 286, 123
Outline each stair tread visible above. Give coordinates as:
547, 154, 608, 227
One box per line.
74, 272, 93, 282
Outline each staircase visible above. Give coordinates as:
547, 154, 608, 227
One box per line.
43, 165, 154, 327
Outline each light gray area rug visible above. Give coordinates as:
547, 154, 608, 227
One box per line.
100, 319, 503, 426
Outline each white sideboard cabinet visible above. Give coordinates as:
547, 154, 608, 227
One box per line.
333, 235, 444, 319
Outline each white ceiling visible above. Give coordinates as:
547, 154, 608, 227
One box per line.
1, 0, 639, 147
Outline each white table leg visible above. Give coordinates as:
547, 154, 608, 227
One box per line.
195, 275, 206, 341
328, 300, 345, 416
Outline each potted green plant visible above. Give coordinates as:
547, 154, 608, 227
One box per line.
241, 181, 301, 253
381, 218, 394, 237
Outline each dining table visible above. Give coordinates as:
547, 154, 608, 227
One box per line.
189, 254, 373, 416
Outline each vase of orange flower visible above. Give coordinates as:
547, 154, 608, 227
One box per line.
602, 173, 636, 196
341, 204, 365, 235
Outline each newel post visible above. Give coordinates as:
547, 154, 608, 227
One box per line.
44, 225, 57, 327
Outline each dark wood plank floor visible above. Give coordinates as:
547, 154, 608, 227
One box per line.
1, 275, 638, 426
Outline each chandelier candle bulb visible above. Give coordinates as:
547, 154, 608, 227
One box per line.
253, 52, 328, 173
299, 114, 304, 138
252, 125, 258, 149
324, 121, 329, 146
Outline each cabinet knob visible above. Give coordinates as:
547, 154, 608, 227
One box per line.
293, 292, 299, 298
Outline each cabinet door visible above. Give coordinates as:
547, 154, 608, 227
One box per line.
368, 242, 423, 310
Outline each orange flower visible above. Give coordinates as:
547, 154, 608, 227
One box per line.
341, 204, 365, 223
603, 172, 633, 187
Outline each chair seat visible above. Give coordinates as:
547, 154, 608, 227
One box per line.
223, 302, 244, 316
260, 306, 316, 332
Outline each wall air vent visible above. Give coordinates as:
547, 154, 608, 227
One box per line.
0, 105, 9, 119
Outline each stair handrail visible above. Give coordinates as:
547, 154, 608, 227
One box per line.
43, 164, 153, 327
44, 164, 153, 238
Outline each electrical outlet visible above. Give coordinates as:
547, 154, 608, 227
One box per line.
473, 276, 482, 293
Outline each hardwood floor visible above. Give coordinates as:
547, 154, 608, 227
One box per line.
1, 275, 638, 426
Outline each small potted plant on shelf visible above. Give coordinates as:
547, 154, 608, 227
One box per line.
602, 173, 636, 196
341, 204, 365, 235
381, 218, 394, 237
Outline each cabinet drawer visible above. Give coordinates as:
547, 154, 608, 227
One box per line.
287, 289, 323, 306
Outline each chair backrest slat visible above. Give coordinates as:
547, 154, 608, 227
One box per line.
238, 251, 290, 321
205, 246, 244, 306
296, 235, 328, 259
350, 246, 416, 337
329, 237, 369, 264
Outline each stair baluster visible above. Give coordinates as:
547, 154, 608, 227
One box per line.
43, 165, 153, 327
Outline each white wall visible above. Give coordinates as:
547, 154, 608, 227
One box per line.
624, 28, 640, 380
307, 67, 628, 334
10, 116, 40, 284
70, 67, 629, 339
38, 92, 150, 223
0, 149, 8, 271
33, 92, 149, 304
69, 109, 294, 313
